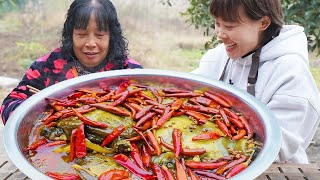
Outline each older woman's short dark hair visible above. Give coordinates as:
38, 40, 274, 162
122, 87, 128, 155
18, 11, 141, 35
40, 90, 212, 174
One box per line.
61, 0, 128, 69
210, 0, 284, 45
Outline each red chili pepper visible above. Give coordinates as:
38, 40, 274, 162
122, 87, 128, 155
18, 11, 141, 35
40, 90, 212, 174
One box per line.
152, 117, 158, 136
225, 163, 247, 178
203, 91, 231, 108
126, 135, 141, 142
159, 137, 206, 156
113, 88, 142, 100
191, 97, 212, 106
40, 140, 67, 148
230, 125, 237, 135
156, 108, 174, 127
126, 97, 144, 105
185, 110, 208, 124
61, 107, 96, 119
146, 130, 162, 156
75, 124, 86, 158
215, 119, 232, 138
151, 164, 166, 180
192, 131, 221, 141
207, 91, 233, 107
135, 121, 152, 131
183, 105, 219, 114
24, 138, 48, 152
188, 98, 202, 106
185, 161, 228, 170
54, 101, 78, 107
162, 88, 191, 94
49, 102, 65, 112
77, 87, 107, 95
98, 170, 129, 180
239, 116, 254, 139
130, 142, 146, 170
193, 170, 226, 180
225, 151, 254, 178
175, 158, 188, 180
123, 102, 137, 119
141, 144, 152, 168
216, 155, 247, 175
165, 92, 201, 98
113, 154, 155, 179
232, 129, 247, 141
69, 129, 77, 162
116, 81, 131, 94
135, 105, 154, 120
43, 111, 63, 125
46, 121, 57, 128
222, 108, 239, 119
90, 103, 131, 116
219, 109, 230, 127
45, 172, 81, 180
134, 128, 154, 153
229, 117, 244, 129
71, 108, 108, 128
139, 92, 155, 101
152, 108, 165, 115
187, 168, 199, 180
110, 90, 130, 107
172, 128, 182, 157
171, 99, 183, 111
101, 124, 126, 147
149, 87, 163, 103
95, 90, 115, 103
128, 102, 143, 111
173, 110, 185, 117
41, 109, 55, 122
161, 165, 175, 180
145, 99, 166, 109
75, 97, 96, 105
67, 91, 84, 100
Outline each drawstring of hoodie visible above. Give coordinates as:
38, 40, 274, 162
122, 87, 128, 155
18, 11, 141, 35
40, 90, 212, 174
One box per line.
238, 57, 249, 87
226, 60, 235, 85
219, 48, 261, 96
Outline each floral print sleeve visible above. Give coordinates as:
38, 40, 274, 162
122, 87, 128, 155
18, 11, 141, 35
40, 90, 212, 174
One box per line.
0, 59, 47, 124
125, 57, 143, 69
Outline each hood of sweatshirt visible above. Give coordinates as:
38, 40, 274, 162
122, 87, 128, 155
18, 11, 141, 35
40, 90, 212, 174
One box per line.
260, 25, 308, 64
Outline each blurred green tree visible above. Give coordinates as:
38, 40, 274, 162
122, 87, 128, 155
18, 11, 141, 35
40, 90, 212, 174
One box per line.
163, 0, 320, 55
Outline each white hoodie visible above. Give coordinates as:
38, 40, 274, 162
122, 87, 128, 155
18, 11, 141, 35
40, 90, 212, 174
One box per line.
192, 25, 320, 163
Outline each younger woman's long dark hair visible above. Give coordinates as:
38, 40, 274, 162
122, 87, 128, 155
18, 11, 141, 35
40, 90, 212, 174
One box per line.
60, 0, 128, 70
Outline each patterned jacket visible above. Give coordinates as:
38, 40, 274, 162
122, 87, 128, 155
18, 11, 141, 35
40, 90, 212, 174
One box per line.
0, 48, 142, 124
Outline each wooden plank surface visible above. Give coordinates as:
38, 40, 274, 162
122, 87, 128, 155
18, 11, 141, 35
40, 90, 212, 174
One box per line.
256, 163, 320, 180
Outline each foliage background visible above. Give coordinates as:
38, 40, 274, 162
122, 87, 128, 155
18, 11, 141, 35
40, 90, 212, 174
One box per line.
175, 0, 320, 54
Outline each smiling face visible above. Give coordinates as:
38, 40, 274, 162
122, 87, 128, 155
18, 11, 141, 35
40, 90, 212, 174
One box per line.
72, 14, 110, 68
214, 7, 269, 59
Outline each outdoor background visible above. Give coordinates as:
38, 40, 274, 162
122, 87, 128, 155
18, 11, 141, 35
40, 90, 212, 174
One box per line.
0, 0, 319, 163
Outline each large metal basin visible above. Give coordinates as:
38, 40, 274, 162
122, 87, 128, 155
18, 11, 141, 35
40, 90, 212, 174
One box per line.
3, 69, 281, 180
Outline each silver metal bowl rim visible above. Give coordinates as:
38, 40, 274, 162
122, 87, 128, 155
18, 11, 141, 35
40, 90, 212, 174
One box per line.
3, 69, 281, 180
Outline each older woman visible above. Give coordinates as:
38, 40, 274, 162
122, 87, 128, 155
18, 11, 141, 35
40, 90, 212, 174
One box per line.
1, 0, 142, 124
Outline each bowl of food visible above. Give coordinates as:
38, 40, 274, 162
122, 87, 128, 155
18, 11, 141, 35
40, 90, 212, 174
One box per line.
3, 69, 281, 179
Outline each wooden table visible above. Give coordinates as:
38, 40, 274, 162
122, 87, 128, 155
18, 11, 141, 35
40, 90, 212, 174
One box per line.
1, 123, 320, 180
0, 158, 319, 180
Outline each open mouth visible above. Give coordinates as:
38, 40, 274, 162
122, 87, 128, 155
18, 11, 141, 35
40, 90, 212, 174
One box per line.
225, 43, 236, 51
